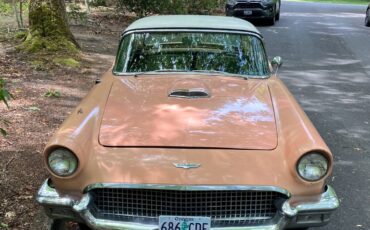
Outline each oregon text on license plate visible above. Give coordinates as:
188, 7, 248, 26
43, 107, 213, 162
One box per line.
159, 216, 211, 230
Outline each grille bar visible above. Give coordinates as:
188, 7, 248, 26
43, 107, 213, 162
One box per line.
234, 3, 263, 9
90, 188, 287, 227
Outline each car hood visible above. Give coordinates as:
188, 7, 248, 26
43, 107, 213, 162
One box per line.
99, 75, 277, 150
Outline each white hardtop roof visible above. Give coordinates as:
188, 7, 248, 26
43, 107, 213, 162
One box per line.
124, 15, 261, 35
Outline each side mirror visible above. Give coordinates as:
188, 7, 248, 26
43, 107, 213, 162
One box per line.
271, 56, 283, 69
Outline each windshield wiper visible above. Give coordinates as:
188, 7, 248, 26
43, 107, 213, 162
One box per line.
133, 69, 248, 80
191, 70, 248, 80
134, 69, 191, 77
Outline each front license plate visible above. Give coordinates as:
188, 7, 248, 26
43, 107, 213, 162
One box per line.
244, 10, 252, 15
159, 216, 211, 230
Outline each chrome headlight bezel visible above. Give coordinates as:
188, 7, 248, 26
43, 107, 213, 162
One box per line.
297, 152, 329, 182
47, 148, 79, 177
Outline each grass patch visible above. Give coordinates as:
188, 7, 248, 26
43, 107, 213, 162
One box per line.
30, 60, 47, 71
287, 0, 368, 5
14, 31, 27, 40
19, 35, 79, 54
44, 89, 61, 98
53, 57, 80, 68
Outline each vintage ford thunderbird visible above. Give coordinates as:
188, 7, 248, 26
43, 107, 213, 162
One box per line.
37, 16, 339, 230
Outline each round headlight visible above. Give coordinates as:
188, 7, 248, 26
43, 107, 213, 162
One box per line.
48, 148, 78, 177
297, 153, 329, 181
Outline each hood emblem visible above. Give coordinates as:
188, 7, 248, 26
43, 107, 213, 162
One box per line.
173, 163, 201, 169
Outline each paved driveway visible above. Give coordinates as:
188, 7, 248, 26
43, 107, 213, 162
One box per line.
258, 1, 370, 229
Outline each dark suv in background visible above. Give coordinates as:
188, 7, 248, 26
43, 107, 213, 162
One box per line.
226, 0, 281, 25
366, 4, 370, 27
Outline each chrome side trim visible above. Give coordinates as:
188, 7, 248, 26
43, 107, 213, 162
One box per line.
172, 162, 202, 169
83, 183, 291, 197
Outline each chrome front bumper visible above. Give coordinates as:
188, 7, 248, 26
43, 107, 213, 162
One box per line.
36, 179, 339, 230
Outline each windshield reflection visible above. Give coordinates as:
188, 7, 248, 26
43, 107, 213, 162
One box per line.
114, 32, 270, 77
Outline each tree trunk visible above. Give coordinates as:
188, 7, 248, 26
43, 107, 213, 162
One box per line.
85, 0, 90, 14
22, 0, 80, 53
12, 0, 22, 28
19, 1, 24, 29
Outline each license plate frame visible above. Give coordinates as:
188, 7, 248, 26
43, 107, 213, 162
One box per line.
159, 216, 211, 230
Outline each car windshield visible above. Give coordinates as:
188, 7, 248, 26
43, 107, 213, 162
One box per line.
114, 31, 270, 78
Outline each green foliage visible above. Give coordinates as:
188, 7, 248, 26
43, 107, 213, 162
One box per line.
117, 0, 158, 17
0, 221, 9, 229
0, 79, 12, 108
116, 0, 221, 17
90, 0, 107, 7
20, 33, 78, 53
0, 1, 13, 15
68, 3, 88, 24
69, 3, 82, 12
0, 119, 10, 136
14, 30, 27, 40
30, 60, 47, 70
0, 79, 12, 136
53, 57, 80, 68
44, 89, 61, 98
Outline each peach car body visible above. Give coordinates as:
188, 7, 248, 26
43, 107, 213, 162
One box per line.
37, 16, 339, 230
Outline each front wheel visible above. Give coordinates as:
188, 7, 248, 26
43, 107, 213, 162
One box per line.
51, 220, 90, 230
275, 1, 281, 20
51, 220, 67, 230
365, 9, 370, 27
267, 6, 276, 25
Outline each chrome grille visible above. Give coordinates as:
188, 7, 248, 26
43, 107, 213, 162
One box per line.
89, 188, 287, 226
234, 3, 262, 9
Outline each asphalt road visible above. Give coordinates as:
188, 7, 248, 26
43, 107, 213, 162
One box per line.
257, 2, 370, 229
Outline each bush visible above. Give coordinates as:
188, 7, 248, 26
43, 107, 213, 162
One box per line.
0, 79, 11, 108
0, 1, 13, 15
15, 30, 27, 40
0, 78, 12, 136
117, 0, 157, 17
117, 0, 223, 17
90, 0, 107, 7
67, 3, 88, 25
